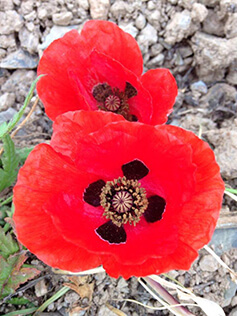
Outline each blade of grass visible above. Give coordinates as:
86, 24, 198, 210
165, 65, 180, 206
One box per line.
34, 286, 70, 314
0, 195, 13, 207
225, 188, 237, 195
204, 245, 237, 282
224, 190, 237, 202
4, 307, 37, 316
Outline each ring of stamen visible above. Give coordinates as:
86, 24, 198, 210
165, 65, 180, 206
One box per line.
105, 95, 121, 111
100, 177, 148, 227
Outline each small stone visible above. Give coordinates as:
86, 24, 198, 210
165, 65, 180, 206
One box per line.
227, 62, 237, 85
147, 1, 156, 10
191, 3, 208, 22
37, 7, 48, 20
202, 10, 225, 36
0, 49, 38, 69
0, 10, 23, 35
35, 280, 48, 297
147, 54, 165, 67
39, 25, 79, 50
199, 0, 219, 6
205, 126, 237, 179
190, 81, 208, 95
150, 43, 164, 56
0, 93, 15, 111
231, 296, 237, 307
178, 0, 196, 9
78, 0, 89, 10
0, 48, 6, 59
230, 307, 237, 316
0, 108, 18, 126
110, 1, 131, 19
199, 254, 219, 272
135, 14, 146, 29
98, 306, 117, 316
147, 10, 161, 29
178, 45, 193, 58
0, 34, 16, 49
225, 12, 237, 39
20, 0, 33, 15
164, 10, 199, 45
191, 32, 237, 82
0, 0, 14, 10
18, 28, 39, 54
88, 0, 110, 20
52, 12, 73, 26
137, 23, 157, 52
118, 22, 138, 38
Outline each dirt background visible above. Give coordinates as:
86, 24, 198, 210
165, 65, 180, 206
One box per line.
0, 0, 237, 315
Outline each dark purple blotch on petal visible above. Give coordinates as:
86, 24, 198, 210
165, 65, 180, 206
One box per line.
144, 195, 166, 223
83, 179, 106, 207
122, 159, 149, 180
125, 82, 138, 99
96, 220, 127, 244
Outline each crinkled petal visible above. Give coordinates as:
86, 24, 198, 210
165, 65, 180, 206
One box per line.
141, 69, 178, 125
13, 144, 101, 271
80, 20, 143, 76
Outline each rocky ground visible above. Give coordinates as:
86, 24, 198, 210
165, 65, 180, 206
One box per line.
0, 0, 237, 315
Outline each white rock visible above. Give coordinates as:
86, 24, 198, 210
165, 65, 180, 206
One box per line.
0, 49, 38, 69
137, 23, 157, 51
88, 0, 110, 20
191, 3, 208, 22
190, 81, 208, 95
147, 0, 156, 10
110, 1, 131, 19
227, 62, 237, 85
52, 12, 73, 26
178, 0, 196, 9
147, 54, 165, 67
18, 28, 39, 54
77, 0, 89, 10
191, 31, 237, 81
224, 12, 237, 39
164, 10, 199, 45
37, 7, 48, 20
0, 93, 15, 111
0, 10, 23, 35
147, 10, 161, 30
205, 124, 237, 179
0, 34, 16, 49
135, 14, 146, 30
0, 0, 14, 10
39, 25, 79, 50
199, 255, 219, 272
20, 0, 33, 15
118, 22, 138, 38
0, 48, 6, 59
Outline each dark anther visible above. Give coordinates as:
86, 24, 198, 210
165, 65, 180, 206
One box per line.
125, 82, 138, 98
144, 195, 166, 223
131, 115, 138, 122
96, 220, 127, 244
122, 159, 149, 180
92, 83, 112, 103
83, 179, 106, 207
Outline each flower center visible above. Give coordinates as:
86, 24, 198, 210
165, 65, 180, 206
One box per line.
92, 82, 138, 121
100, 177, 148, 227
105, 95, 121, 111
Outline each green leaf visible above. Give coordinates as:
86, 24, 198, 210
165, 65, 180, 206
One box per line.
15, 146, 34, 164
0, 229, 40, 299
0, 75, 44, 139
6, 297, 33, 305
0, 227, 19, 259
0, 134, 20, 192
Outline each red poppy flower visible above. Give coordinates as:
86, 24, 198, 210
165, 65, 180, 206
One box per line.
13, 111, 224, 279
37, 20, 177, 125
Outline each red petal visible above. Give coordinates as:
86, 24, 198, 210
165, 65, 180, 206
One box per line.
13, 144, 101, 271
141, 69, 178, 125
81, 20, 143, 76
